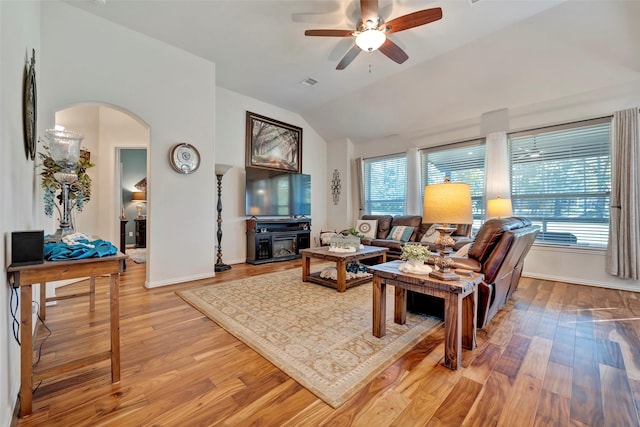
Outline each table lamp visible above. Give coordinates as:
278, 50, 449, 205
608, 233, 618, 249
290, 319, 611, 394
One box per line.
487, 196, 513, 219
422, 178, 473, 280
132, 191, 146, 219
44, 128, 84, 242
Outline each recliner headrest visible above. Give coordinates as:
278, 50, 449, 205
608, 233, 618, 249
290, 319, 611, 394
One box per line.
468, 216, 533, 263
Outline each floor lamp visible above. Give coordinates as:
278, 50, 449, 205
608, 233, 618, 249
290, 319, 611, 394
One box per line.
215, 164, 233, 272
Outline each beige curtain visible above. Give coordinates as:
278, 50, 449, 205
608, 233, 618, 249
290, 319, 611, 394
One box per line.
354, 157, 364, 217
606, 108, 640, 280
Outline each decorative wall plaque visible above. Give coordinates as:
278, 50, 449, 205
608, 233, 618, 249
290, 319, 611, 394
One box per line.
331, 169, 341, 205
23, 49, 37, 161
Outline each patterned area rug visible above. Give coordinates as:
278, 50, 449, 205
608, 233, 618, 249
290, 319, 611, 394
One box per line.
177, 268, 441, 408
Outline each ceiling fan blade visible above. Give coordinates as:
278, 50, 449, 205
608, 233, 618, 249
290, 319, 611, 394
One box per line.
360, 0, 379, 22
378, 39, 409, 64
384, 7, 443, 34
336, 45, 361, 70
305, 29, 354, 37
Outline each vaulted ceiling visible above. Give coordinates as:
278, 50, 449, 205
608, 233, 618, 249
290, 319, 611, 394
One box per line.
65, 0, 640, 145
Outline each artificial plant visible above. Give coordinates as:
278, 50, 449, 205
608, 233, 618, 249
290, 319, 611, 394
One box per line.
39, 145, 95, 221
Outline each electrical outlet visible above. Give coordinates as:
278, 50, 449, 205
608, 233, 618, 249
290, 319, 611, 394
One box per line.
128, 232, 133, 237
32, 302, 37, 314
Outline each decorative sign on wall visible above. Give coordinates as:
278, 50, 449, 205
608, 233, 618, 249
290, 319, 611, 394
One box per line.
331, 169, 341, 205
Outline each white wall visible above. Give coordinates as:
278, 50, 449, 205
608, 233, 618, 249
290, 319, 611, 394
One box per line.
54, 105, 100, 237
326, 138, 353, 232
0, 1, 41, 424
215, 87, 327, 264
96, 106, 149, 247
40, 1, 216, 288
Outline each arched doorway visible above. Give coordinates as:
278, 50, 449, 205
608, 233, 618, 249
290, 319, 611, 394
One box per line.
54, 103, 150, 278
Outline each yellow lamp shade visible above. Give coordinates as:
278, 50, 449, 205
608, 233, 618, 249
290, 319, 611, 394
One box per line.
132, 191, 146, 202
487, 197, 513, 218
423, 182, 473, 226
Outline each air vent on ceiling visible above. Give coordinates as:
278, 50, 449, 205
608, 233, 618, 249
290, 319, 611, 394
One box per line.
300, 78, 318, 87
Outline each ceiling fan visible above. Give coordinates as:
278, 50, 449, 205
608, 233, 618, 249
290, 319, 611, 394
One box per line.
516, 137, 544, 160
304, 0, 443, 70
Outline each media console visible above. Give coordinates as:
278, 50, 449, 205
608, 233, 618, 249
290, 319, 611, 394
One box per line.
246, 217, 311, 265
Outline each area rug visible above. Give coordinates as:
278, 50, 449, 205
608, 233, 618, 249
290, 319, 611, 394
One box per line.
177, 268, 441, 408
126, 248, 146, 263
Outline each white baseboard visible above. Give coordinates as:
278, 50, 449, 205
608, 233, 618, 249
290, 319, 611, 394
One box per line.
145, 272, 216, 288
522, 272, 640, 293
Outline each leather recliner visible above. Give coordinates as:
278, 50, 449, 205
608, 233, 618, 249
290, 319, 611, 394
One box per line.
408, 217, 539, 328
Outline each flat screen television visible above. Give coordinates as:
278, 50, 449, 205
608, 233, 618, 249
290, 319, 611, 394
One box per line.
245, 167, 311, 217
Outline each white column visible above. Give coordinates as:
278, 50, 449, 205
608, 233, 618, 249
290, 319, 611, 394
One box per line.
484, 131, 510, 200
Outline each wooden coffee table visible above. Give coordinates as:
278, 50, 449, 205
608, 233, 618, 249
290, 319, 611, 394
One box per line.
368, 260, 483, 370
300, 246, 388, 292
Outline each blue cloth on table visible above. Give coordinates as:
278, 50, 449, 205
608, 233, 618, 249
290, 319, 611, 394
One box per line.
44, 239, 117, 261
346, 262, 368, 274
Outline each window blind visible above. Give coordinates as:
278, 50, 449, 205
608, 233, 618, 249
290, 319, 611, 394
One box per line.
509, 118, 611, 247
363, 154, 407, 215
420, 140, 486, 226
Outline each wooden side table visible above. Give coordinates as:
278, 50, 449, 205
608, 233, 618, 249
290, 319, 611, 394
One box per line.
134, 218, 146, 248
300, 246, 388, 292
120, 219, 128, 270
7, 253, 126, 417
368, 260, 483, 370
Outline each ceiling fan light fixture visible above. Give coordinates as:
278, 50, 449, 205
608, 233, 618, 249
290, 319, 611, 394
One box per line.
305, 4, 443, 69
355, 29, 386, 52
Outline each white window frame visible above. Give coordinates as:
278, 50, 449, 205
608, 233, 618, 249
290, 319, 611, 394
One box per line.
420, 139, 486, 231
363, 153, 407, 216
508, 117, 612, 248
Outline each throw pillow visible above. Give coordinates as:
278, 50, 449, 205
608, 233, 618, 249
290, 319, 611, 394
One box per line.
355, 219, 377, 239
388, 225, 414, 242
319, 230, 338, 246
420, 223, 442, 243
453, 243, 472, 257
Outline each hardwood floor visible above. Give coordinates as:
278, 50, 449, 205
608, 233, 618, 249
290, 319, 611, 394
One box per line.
15, 260, 640, 426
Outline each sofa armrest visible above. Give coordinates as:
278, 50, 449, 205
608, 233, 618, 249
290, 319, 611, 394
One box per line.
416, 237, 471, 253
369, 239, 404, 252
451, 257, 482, 272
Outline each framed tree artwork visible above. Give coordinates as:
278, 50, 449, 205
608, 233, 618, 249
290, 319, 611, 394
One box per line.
246, 111, 302, 173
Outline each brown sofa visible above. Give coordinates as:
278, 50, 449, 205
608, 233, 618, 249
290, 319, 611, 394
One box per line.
360, 214, 472, 260
407, 216, 539, 328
